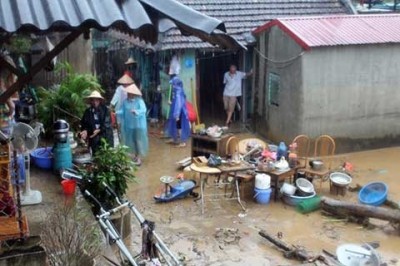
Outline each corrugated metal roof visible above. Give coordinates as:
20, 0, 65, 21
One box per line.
254, 14, 400, 49
0, 0, 243, 50
160, 0, 351, 50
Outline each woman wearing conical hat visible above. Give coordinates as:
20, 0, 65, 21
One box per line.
116, 84, 148, 165
79, 91, 114, 155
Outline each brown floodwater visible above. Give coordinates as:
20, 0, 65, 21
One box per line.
126, 131, 400, 266
25, 128, 400, 266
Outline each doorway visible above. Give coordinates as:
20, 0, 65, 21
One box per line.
197, 51, 239, 124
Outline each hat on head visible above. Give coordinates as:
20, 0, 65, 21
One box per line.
125, 57, 137, 65
123, 84, 142, 96
117, 73, 134, 85
86, 90, 104, 99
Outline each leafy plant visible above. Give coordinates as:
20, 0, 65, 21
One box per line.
4, 35, 32, 55
80, 140, 136, 211
36, 62, 103, 133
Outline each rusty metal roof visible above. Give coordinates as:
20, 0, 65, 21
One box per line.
253, 14, 400, 49
0, 0, 243, 50
160, 0, 351, 50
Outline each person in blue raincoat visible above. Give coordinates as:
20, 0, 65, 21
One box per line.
165, 76, 190, 147
116, 83, 148, 165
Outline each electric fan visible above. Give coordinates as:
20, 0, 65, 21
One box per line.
11, 122, 41, 205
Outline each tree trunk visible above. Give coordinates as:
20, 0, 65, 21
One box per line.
321, 197, 400, 223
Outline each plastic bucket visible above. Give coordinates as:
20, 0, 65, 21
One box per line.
254, 188, 272, 205
255, 174, 271, 190
61, 179, 76, 196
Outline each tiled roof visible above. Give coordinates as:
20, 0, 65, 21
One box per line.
253, 14, 400, 49
161, 0, 352, 50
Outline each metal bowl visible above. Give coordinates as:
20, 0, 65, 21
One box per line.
309, 160, 324, 170
330, 172, 352, 187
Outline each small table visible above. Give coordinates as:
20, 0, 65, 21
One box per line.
217, 163, 256, 211
257, 168, 295, 201
190, 164, 222, 214
190, 162, 256, 214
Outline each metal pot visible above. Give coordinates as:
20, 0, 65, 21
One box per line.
53, 119, 69, 133
309, 160, 323, 170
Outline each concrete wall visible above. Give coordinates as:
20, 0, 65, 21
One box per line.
160, 49, 196, 118
253, 27, 304, 143
301, 44, 400, 143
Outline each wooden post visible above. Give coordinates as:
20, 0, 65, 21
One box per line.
0, 56, 23, 77
0, 30, 83, 103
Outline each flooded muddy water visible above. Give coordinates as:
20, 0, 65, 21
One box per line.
25, 129, 400, 265
127, 133, 400, 265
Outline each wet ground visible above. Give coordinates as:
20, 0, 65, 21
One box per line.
25, 125, 400, 265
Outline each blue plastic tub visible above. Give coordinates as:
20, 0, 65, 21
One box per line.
30, 147, 53, 170
358, 182, 388, 206
254, 188, 272, 205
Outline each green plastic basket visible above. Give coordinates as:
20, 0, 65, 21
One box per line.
296, 196, 321, 214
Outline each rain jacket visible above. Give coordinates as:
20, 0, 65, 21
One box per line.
116, 97, 149, 156
165, 76, 190, 142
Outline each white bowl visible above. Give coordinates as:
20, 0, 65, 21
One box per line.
280, 183, 297, 196
330, 172, 352, 187
296, 178, 315, 194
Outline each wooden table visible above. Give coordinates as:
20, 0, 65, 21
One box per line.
191, 134, 232, 158
256, 168, 295, 201
190, 162, 254, 214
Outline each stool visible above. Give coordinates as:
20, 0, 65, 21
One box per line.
330, 182, 347, 196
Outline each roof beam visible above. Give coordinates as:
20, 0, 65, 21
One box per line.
0, 56, 23, 77
0, 30, 83, 103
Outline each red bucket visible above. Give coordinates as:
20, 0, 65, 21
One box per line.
61, 179, 76, 196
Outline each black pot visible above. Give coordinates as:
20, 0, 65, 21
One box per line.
53, 119, 69, 133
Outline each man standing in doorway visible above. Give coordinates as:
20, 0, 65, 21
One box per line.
223, 64, 252, 126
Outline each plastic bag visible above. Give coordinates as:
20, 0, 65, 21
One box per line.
186, 101, 197, 122
207, 154, 221, 167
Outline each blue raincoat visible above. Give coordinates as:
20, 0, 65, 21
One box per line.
116, 97, 149, 156
165, 76, 190, 142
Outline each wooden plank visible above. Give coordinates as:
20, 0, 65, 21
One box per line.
0, 216, 29, 241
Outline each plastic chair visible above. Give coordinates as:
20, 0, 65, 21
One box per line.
302, 135, 335, 188
292, 134, 311, 168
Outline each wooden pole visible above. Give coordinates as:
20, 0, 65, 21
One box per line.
0, 30, 83, 103
321, 196, 400, 223
0, 56, 23, 77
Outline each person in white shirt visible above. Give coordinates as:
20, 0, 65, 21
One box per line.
223, 64, 252, 126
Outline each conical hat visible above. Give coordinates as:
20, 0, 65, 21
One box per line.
125, 57, 137, 65
123, 84, 142, 96
117, 73, 134, 85
85, 90, 104, 99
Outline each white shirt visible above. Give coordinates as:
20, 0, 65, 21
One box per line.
169, 55, 181, 75
223, 71, 246, 97
111, 85, 127, 113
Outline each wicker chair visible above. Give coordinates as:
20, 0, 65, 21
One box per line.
300, 135, 336, 188
292, 134, 311, 169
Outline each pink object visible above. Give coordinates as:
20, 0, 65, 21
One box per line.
343, 162, 354, 172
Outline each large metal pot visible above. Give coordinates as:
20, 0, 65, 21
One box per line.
53, 119, 69, 134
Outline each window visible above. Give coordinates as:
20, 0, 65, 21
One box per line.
268, 73, 280, 106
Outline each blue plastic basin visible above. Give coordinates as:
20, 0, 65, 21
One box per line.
358, 182, 388, 206
30, 147, 53, 170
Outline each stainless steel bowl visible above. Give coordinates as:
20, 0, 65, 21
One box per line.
310, 160, 323, 170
